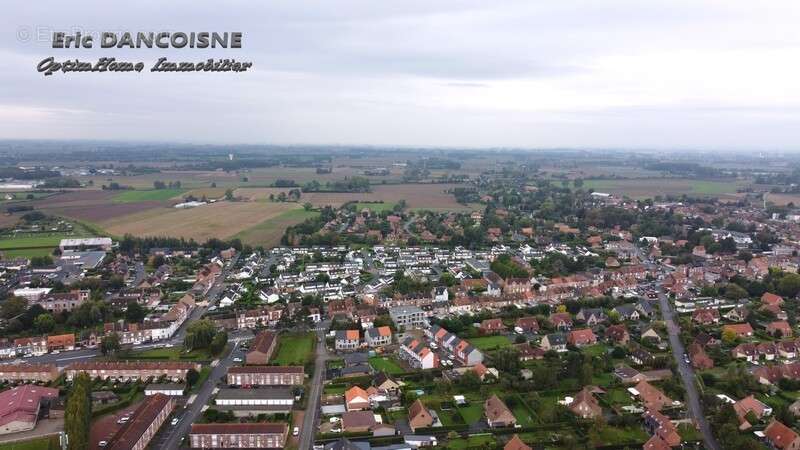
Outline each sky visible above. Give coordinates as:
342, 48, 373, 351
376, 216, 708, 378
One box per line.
1, 1, 800, 150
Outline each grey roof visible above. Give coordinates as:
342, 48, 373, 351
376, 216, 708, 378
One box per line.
325, 438, 371, 450
144, 383, 185, 391
546, 333, 566, 345
216, 387, 293, 400
342, 352, 369, 366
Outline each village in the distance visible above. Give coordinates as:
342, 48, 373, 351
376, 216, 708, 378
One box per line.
1, 146, 800, 450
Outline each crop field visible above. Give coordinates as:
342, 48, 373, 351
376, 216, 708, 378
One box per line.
765, 193, 800, 207
235, 209, 319, 247
582, 178, 749, 199
16, 190, 166, 224
351, 202, 396, 212
112, 189, 186, 203
100, 201, 298, 242
305, 183, 474, 211
271, 333, 314, 366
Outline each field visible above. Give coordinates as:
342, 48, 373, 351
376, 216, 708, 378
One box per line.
100, 201, 298, 242
468, 335, 512, 351
351, 202, 396, 212
305, 183, 475, 211
271, 333, 314, 366
0, 228, 94, 259
0, 436, 60, 450
112, 189, 185, 203
368, 356, 405, 374
582, 178, 749, 199
235, 208, 319, 247
765, 192, 800, 207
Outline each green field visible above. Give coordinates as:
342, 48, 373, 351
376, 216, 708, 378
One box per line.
468, 335, 512, 351
235, 209, 319, 247
582, 178, 746, 199
352, 202, 396, 212
447, 434, 495, 449
272, 333, 314, 365
112, 189, 185, 203
0, 435, 60, 450
369, 356, 405, 375
0, 231, 92, 259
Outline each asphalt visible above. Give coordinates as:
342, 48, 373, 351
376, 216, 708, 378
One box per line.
657, 285, 720, 450
299, 323, 331, 450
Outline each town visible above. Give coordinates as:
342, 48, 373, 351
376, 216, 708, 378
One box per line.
2, 158, 800, 450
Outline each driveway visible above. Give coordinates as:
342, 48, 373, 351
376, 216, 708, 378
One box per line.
656, 285, 719, 450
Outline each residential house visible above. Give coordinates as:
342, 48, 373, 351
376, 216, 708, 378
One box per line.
576, 308, 606, 326
227, 366, 304, 386
514, 317, 539, 334
541, 333, 567, 352
568, 387, 602, 419
634, 380, 672, 411
189, 423, 288, 449
733, 395, 772, 430
768, 321, 793, 338
688, 343, 714, 370
408, 399, 434, 431
105, 393, 174, 450
345, 386, 370, 411
764, 419, 800, 450
365, 326, 392, 348
612, 304, 640, 321
399, 337, 438, 370
548, 313, 573, 331
605, 324, 630, 345
504, 435, 532, 450
479, 319, 506, 335
724, 323, 754, 339
335, 330, 361, 352
567, 329, 597, 347
691, 308, 720, 325
484, 395, 516, 428
246, 331, 278, 365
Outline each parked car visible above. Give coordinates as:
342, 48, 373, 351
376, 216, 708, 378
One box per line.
293, 427, 300, 436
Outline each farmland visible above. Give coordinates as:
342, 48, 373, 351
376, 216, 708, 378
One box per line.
271, 333, 315, 366
235, 208, 319, 247
100, 201, 298, 242
582, 178, 750, 199
112, 189, 185, 203
305, 183, 474, 211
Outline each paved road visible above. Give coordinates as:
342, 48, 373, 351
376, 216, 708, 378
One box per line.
299, 326, 330, 450
656, 285, 719, 450
153, 342, 242, 450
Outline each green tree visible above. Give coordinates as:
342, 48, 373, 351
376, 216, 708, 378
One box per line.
34, 313, 55, 333
125, 301, 146, 323
184, 319, 216, 350
100, 333, 121, 356
1, 296, 28, 319
778, 273, 800, 298
65, 373, 91, 450
209, 331, 228, 355
186, 368, 200, 387
303, 202, 313, 211
724, 283, 748, 300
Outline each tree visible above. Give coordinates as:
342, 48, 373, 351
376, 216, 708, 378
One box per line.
34, 313, 55, 333
1, 296, 28, 319
186, 368, 200, 387
303, 202, 313, 211
125, 301, 146, 323
209, 331, 228, 355
724, 283, 748, 300
778, 273, 800, 298
65, 372, 91, 450
100, 333, 121, 356
184, 319, 216, 350
722, 328, 738, 346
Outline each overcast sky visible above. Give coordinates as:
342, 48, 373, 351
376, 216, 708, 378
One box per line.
2, 1, 800, 150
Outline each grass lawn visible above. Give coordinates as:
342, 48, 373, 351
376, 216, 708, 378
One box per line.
0, 234, 70, 249
272, 333, 314, 365
324, 385, 347, 395
511, 402, 535, 427
591, 426, 649, 446
591, 372, 616, 388
581, 344, 608, 358
436, 409, 464, 426
678, 423, 702, 442
0, 436, 60, 450
456, 404, 484, 424
605, 388, 633, 406
123, 345, 214, 361
0, 247, 55, 258
112, 189, 185, 203
447, 434, 495, 449
369, 356, 405, 375
468, 335, 512, 351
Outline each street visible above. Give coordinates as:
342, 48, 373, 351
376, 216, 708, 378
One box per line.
299, 325, 330, 450
656, 285, 720, 450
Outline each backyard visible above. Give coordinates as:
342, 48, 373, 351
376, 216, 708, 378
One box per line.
368, 356, 405, 375
468, 335, 512, 351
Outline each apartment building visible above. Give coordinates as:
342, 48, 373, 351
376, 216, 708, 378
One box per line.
64, 361, 200, 382
35, 290, 90, 313
389, 306, 426, 329
246, 331, 278, 365
0, 364, 59, 383
227, 366, 304, 386
107, 393, 174, 450
190, 423, 288, 449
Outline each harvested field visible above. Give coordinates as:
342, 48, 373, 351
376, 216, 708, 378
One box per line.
764, 193, 800, 207
582, 178, 750, 199
112, 189, 185, 203
13, 190, 173, 224
232, 187, 292, 201
305, 183, 473, 211
235, 208, 318, 247
100, 201, 298, 241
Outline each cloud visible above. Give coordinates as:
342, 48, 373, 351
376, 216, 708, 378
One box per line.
1, 0, 800, 149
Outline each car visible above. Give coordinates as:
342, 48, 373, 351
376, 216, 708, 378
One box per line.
233, 357, 243, 362
51, 350, 60, 354
331, 428, 342, 433
98, 441, 108, 447
293, 426, 300, 436
683, 354, 690, 364
329, 417, 341, 423
171, 417, 180, 426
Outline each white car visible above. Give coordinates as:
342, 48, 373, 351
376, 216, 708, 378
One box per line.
233, 357, 243, 362
293, 427, 300, 436
329, 417, 341, 423
98, 441, 108, 447
171, 417, 180, 426
51, 350, 60, 355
